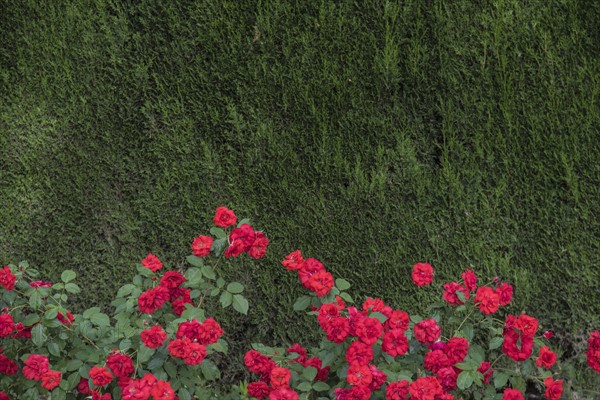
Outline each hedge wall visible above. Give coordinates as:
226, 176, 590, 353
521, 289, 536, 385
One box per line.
1, 0, 599, 385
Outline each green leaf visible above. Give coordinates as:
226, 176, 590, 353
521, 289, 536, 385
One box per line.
32, 324, 47, 347
83, 307, 101, 319
457, 370, 474, 390
335, 278, 351, 290
47, 341, 61, 357
61, 270, 77, 283
211, 237, 227, 255
227, 282, 244, 294
186, 255, 204, 267
462, 323, 474, 342
65, 359, 83, 371
210, 227, 226, 238
312, 382, 330, 392
293, 296, 311, 311
201, 359, 220, 381
232, 294, 249, 315
90, 313, 110, 327
23, 313, 40, 326
138, 346, 155, 363
65, 283, 81, 294
470, 345, 486, 364
216, 278, 226, 288
303, 366, 318, 381
455, 362, 477, 371
370, 312, 388, 323
29, 290, 42, 309
201, 265, 216, 280
494, 371, 509, 389
51, 387, 66, 400
297, 382, 313, 391
489, 336, 504, 350
237, 218, 250, 227
120, 339, 133, 351
220, 291, 233, 308
117, 284, 136, 298
456, 290, 468, 303
147, 356, 165, 371
339, 292, 354, 303
66, 371, 81, 390
185, 267, 203, 286
44, 307, 58, 320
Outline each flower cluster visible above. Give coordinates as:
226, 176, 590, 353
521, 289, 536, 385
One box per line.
244, 350, 299, 399
281, 250, 334, 297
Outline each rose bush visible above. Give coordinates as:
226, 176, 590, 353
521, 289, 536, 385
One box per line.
0, 206, 598, 399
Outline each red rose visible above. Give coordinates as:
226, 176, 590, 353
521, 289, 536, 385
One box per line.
355, 317, 383, 345
282, 250, 304, 271
287, 343, 307, 364
325, 316, 350, 343
306, 270, 334, 297
475, 286, 500, 315
89, 366, 113, 386
386, 380, 409, 400
317, 303, 341, 330
346, 341, 374, 366
214, 206, 237, 228
544, 331, 554, 340
269, 387, 298, 400
502, 388, 524, 400
443, 282, 470, 306
182, 342, 206, 365
159, 271, 186, 289
413, 319, 441, 344
138, 286, 170, 314
385, 310, 410, 331
0, 314, 15, 337
248, 232, 269, 259
495, 282, 513, 306
536, 346, 557, 369
176, 319, 203, 340
347, 364, 372, 386
29, 280, 52, 288
586, 330, 600, 373
22, 354, 49, 381
444, 337, 469, 364
197, 317, 224, 345
461, 269, 477, 292
477, 361, 493, 384
57, 311, 74, 325
382, 329, 409, 357
91, 392, 112, 400
368, 364, 387, 391
544, 377, 563, 400
298, 258, 325, 288
411, 263, 434, 286
41, 370, 61, 390
244, 350, 276, 376
229, 224, 256, 251
107, 352, 134, 378
141, 253, 163, 272
78, 377, 92, 394
0, 354, 18, 375
0, 392, 9, 400
167, 337, 191, 359
334, 386, 371, 400
0, 266, 16, 291
270, 367, 291, 388
141, 325, 167, 349
192, 235, 213, 257
408, 376, 443, 400
515, 314, 538, 336
436, 366, 458, 391
248, 381, 271, 399
150, 380, 175, 400
423, 350, 450, 373
304, 357, 329, 381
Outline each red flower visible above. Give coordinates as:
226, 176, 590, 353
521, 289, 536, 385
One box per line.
225, 240, 246, 258
91, 392, 112, 400
477, 361, 493, 384
536, 346, 557, 369
176, 319, 203, 340
346, 341, 374, 366
461, 269, 477, 292
382, 329, 409, 357
355, 317, 383, 345
444, 337, 469, 364
248, 381, 271, 399
503, 329, 534, 362
29, 280, 52, 288
586, 330, 600, 373
408, 376, 443, 400
141, 325, 168, 349
298, 258, 325, 288
287, 343, 307, 364
214, 206, 237, 228
89, 366, 113, 386
77, 377, 92, 394
0, 266, 16, 291
334, 386, 371, 400
244, 350, 276, 376
306, 270, 334, 297
368, 364, 387, 391
269, 387, 298, 400
304, 357, 329, 381
270, 367, 291, 388
544, 377, 563, 400
544, 331, 554, 340
106, 352, 134, 378
141, 253, 163, 272
423, 350, 450, 373
22, 354, 49, 381
138, 286, 170, 314
413, 319, 441, 344
41, 370, 61, 390
248, 232, 269, 259
503, 388, 524, 400
282, 250, 304, 271
475, 286, 500, 315
168, 338, 191, 359
0, 354, 18, 375
192, 235, 213, 257
159, 271, 186, 289
347, 364, 372, 386
182, 342, 206, 365
197, 317, 224, 345
495, 282, 513, 306
411, 263, 434, 286
0, 314, 15, 337
442, 282, 470, 306
385, 310, 410, 331
386, 380, 409, 400
325, 316, 350, 343
228, 224, 256, 253
0, 392, 9, 400
436, 366, 458, 391
150, 380, 175, 400
515, 314, 538, 336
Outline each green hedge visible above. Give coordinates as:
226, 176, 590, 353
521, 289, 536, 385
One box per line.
1, 0, 599, 385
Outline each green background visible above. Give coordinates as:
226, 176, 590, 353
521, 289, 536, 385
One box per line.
1, 0, 599, 389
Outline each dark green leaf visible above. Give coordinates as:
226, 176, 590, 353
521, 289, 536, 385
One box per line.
186, 255, 204, 267
220, 291, 233, 308
457, 370, 474, 390
201, 359, 220, 381
201, 265, 216, 280
210, 227, 226, 238
232, 294, 249, 315
335, 278, 351, 290
293, 296, 311, 311
489, 337, 504, 350
227, 282, 244, 294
